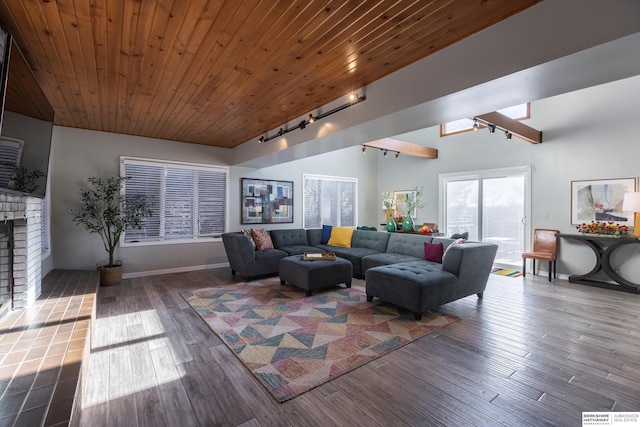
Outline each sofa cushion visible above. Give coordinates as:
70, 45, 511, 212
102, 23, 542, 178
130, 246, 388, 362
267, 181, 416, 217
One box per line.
320, 225, 333, 244
386, 233, 434, 258
250, 228, 274, 250
351, 230, 390, 252
270, 229, 309, 248
361, 253, 424, 273
328, 227, 354, 247
277, 245, 324, 256
424, 242, 444, 263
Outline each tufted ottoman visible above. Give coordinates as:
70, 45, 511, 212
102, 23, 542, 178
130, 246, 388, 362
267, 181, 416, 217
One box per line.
365, 261, 459, 320
279, 255, 352, 296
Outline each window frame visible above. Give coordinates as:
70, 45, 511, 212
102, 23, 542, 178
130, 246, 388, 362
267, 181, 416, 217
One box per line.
120, 156, 229, 247
302, 173, 358, 229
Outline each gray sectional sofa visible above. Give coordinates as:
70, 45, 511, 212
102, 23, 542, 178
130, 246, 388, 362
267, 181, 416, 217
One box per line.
221, 228, 498, 318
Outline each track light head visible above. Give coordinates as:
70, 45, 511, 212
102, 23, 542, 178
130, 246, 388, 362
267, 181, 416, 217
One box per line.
488, 124, 496, 133
349, 93, 357, 102
505, 131, 513, 140
362, 146, 366, 153
383, 149, 388, 157
308, 114, 315, 123
395, 152, 400, 159
473, 119, 479, 131
258, 136, 265, 143
299, 120, 306, 129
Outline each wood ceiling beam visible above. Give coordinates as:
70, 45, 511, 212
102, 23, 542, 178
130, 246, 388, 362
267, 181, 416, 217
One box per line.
476, 111, 543, 144
363, 138, 438, 159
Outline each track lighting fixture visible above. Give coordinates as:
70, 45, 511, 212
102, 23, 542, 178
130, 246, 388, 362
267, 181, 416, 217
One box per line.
471, 116, 518, 142
362, 146, 366, 153
395, 152, 400, 159
383, 149, 388, 157
257, 93, 366, 143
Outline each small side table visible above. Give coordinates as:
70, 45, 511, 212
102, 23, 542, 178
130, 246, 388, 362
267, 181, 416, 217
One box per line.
558, 233, 640, 293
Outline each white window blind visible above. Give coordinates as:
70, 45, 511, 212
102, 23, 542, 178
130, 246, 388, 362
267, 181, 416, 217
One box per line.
303, 174, 357, 229
121, 157, 228, 243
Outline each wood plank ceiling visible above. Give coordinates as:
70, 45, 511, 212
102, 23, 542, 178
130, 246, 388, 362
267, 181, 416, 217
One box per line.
0, 0, 541, 149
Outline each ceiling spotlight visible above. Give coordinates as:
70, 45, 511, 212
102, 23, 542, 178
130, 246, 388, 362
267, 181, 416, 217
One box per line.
258, 136, 265, 143
349, 93, 357, 101
473, 119, 479, 131
383, 149, 388, 157
395, 152, 400, 159
308, 114, 315, 123
488, 124, 496, 133
505, 131, 513, 140
299, 120, 306, 129
278, 128, 284, 136
362, 146, 366, 153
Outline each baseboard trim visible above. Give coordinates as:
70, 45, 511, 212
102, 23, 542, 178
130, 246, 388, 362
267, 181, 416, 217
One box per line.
122, 262, 229, 279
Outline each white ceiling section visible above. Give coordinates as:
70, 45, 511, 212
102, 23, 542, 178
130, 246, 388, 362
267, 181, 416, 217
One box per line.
231, 0, 640, 169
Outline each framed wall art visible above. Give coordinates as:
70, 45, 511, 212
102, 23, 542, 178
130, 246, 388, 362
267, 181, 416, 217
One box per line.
393, 190, 417, 219
241, 178, 293, 224
570, 177, 637, 225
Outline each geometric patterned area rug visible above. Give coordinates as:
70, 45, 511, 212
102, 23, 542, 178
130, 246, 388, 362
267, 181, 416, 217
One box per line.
491, 267, 524, 278
181, 280, 458, 403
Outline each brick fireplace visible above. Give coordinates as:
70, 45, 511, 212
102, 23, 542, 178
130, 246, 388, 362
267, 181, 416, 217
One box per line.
0, 192, 42, 313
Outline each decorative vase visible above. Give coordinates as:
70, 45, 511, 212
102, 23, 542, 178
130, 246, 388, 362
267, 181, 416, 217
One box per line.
402, 215, 415, 231
386, 216, 397, 232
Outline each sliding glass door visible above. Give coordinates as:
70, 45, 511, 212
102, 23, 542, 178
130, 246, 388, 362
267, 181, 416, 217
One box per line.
440, 166, 531, 266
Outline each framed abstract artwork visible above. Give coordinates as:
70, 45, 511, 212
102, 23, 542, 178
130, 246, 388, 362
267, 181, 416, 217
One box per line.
570, 177, 637, 225
241, 178, 293, 224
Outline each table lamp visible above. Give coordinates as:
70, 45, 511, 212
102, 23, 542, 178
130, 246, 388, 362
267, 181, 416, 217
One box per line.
622, 192, 640, 238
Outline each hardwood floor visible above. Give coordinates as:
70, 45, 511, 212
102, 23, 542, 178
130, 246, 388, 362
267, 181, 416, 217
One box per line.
79, 268, 640, 426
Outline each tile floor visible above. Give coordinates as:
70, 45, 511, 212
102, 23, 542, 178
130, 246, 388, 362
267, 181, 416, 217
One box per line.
0, 270, 98, 427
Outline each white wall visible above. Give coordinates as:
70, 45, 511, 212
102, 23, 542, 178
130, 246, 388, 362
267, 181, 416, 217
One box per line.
50, 126, 378, 275
49, 75, 640, 282
380, 75, 640, 282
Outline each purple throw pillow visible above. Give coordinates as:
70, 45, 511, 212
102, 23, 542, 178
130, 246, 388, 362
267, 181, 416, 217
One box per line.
424, 242, 444, 264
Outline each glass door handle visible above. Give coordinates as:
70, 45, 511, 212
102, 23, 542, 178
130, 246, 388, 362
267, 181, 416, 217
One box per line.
521, 217, 526, 225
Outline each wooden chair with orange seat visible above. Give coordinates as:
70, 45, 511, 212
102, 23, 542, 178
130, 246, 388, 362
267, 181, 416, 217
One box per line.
522, 229, 559, 281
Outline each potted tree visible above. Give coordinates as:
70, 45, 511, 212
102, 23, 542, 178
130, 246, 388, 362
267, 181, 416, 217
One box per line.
72, 176, 152, 286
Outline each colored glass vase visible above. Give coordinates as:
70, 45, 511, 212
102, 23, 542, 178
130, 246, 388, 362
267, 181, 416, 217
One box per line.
402, 215, 415, 231
386, 216, 397, 232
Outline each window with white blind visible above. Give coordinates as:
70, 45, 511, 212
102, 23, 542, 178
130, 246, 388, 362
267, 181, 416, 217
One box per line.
303, 174, 357, 229
121, 157, 228, 245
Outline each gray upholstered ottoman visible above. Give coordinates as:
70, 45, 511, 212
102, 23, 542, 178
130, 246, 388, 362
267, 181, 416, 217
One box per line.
279, 255, 352, 296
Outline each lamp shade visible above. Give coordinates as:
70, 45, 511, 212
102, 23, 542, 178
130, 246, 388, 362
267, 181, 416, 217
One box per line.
622, 192, 640, 212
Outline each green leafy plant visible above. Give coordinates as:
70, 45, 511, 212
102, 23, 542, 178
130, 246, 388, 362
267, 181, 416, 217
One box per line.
10, 166, 45, 193
381, 191, 395, 210
71, 176, 152, 267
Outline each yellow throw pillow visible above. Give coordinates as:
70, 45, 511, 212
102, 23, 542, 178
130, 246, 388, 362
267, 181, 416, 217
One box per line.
327, 227, 354, 248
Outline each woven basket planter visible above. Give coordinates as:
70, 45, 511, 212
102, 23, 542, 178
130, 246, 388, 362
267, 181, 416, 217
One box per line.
97, 263, 123, 286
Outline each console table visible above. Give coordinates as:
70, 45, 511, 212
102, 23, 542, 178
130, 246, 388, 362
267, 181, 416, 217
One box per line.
558, 233, 640, 293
